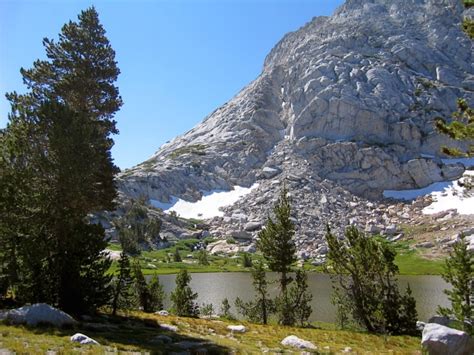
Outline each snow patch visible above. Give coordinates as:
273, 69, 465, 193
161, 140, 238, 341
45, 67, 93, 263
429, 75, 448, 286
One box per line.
150, 184, 259, 219
383, 171, 474, 215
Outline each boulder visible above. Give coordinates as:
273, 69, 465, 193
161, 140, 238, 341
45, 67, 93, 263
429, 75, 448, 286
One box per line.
1, 303, 76, 327
261, 167, 281, 179
160, 323, 178, 332
156, 310, 169, 316
227, 325, 246, 333
421, 323, 474, 355
281, 335, 317, 350
70, 333, 99, 345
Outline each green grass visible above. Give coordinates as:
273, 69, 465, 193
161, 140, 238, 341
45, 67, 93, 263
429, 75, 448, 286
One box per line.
392, 241, 445, 275
108, 238, 446, 276
0, 311, 422, 354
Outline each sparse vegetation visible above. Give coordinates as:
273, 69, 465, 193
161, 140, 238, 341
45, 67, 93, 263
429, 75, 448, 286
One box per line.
168, 144, 207, 159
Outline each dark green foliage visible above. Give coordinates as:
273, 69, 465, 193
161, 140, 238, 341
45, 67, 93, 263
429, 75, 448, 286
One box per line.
257, 185, 296, 325
111, 253, 135, 316
242, 253, 252, 268
7, 6, 122, 127
115, 199, 162, 255
197, 249, 210, 266
148, 274, 165, 312
326, 226, 418, 335
288, 269, 313, 327
436, 99, 474, 157
219, 298, 235, 320
0, 7, 120, 315
437, 234, 473, 335
170, 269, 199, 317
200, 303, 214, 317
0, 101, 113, 315
235, 261, 275, 324
173, 248, 182, 262
133, 260, 151, 313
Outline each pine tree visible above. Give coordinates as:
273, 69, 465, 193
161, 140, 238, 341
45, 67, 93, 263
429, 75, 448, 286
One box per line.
170, 269, 199, 317
437, 234, 473, 335
132, 259, 152, 312
326, 225, 418, 335
257, 185, 296, 325
1, 6, 120, 314
219, 298, 235, 320
235, 261, 275, 324
436, 99, 474, 157
289, 269, 313, 327
148, 274, 165, 312
197, 249, 210, 266
111, 253, 135, 316
173, 248, 182, 262
242, 253, 252, 268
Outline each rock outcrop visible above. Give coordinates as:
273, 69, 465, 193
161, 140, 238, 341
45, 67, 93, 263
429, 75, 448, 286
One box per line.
116, 0, 474, 256
0, 303, 76, 327
421, 323, 474, 355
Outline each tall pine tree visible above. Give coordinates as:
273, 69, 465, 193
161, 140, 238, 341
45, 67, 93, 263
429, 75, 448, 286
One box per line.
0, 7, 121, 314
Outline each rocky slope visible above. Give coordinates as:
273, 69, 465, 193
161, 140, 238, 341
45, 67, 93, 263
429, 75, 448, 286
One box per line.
116, 0, 474, 258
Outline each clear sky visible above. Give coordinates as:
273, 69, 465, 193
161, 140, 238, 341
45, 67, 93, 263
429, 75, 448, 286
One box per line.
0, 0, 344, 169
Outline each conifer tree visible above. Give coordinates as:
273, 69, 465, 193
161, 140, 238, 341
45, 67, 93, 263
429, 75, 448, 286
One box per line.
170, 269, 199, 317
197, 249, 210, 266
148, 274, 165, 312
289, 269, 313, 327
326, 225, 418, 335
219, 298, 235, 320
173, 248, 182, 262
111, 253, 135, 316
235, 261, 275, 324
132, 260, 152, 312
437, 234, 473, 335
257, 185, 296, 325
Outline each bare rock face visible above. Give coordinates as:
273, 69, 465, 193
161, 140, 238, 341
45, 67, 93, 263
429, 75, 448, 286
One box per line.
117, 0, 473, 255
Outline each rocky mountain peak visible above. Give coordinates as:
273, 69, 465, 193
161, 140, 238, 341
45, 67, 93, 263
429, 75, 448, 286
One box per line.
116, 0, 473, 256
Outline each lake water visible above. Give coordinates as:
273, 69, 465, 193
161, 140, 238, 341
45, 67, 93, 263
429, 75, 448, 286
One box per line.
154, 272, 450, 323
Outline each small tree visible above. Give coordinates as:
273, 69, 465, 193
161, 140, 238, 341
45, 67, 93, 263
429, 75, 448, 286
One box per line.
235, 261, 274, 324
326, 225, 418, 335
197, 249, 210, 266
132, 260, 152, 312
200, 303, 214, 317
173, 248, 182, 262
437, 234, 473, 334
148, 274, 165, 312
170, 269, 199, 317
111, 253, 135, 316
219, 298, 235, 320
242, 253, 252, 268
288, 269, 313, 327
257, 185, 296, 325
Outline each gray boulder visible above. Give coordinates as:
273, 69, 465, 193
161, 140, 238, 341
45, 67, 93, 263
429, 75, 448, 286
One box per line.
70, 333, 99, 345
281, 335, 317, 350
0, 303, 76, 327
421, 323, 474, 355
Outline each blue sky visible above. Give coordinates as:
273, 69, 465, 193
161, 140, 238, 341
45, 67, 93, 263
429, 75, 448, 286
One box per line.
0, 0, 344, 169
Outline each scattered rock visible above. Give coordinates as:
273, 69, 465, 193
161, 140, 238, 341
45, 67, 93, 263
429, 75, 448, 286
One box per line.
281, 335, 317, 350
1, 303, 76, 327
421, 323, 474, 355
70, 333, 99, 345
227, 325, 246, 333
